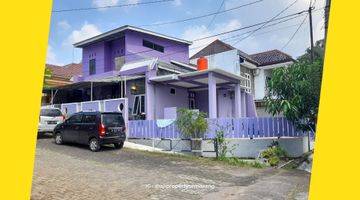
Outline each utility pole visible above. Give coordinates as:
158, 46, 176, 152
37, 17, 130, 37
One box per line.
308, 5, 315, 62
324, 0, 331, 42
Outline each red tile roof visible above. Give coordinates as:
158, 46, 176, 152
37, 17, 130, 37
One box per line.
46, 63, 82, 79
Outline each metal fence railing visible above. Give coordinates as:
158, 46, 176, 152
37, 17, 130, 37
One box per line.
128, 117, 311, 139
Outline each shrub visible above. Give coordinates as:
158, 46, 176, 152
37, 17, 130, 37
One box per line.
261, 141, 288, 166
176, 108, 208, 138
213, 124, 232, 159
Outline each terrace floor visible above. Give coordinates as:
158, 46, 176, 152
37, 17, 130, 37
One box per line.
31, 135, 310, 200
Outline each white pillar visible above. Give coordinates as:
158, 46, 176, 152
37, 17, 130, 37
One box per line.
235, 83, 242, 118
241, 91, 247, 117
145, 70, 156, 120
208, 72, 217, 118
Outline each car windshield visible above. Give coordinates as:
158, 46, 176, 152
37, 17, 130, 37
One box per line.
40, 109, 62, 117
102, 114, 124, 127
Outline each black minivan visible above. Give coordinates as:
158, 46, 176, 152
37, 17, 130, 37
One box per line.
53, 111, 126, 152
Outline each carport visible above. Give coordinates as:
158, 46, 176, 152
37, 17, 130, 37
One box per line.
149, 68, 255, 118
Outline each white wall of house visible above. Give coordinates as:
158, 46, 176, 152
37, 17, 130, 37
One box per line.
129, 137, 313, 158
254, 69, 265, 100
190, 49, 240, 75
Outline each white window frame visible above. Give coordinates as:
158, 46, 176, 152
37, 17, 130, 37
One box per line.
132, 94, 145, 115
241, 72, 252, 93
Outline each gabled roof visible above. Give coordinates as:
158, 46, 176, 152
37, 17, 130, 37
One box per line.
190, 39, 294, 67
249, 50, 295, 67
46, 63, 82, 79
74, 25, 192, 48
190, 39, 258, 65
190, 39, 235, 59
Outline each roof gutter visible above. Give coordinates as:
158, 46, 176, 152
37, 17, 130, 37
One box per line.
74, 25, 192, 48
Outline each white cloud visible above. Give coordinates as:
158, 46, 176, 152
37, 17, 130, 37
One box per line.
314, 18, 325, 42
126, 0, 140, 4
58, 20, 71, 30
63, 23, 102, 46
92, 0, 119, 7
173, 0, 182, 6
183, 19, 244, 56
46, 45, 63, 65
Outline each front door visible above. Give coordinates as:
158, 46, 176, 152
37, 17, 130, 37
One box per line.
217, 90, 233, 118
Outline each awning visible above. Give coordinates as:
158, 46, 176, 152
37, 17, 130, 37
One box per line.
119, 58, 158, 76
149, 68, 249, 90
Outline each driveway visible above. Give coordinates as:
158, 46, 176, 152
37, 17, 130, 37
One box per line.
31, 136, 310, 200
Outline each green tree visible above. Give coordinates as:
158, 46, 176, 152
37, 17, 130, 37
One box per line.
176, 108, 208, 138
264, 41, 324, 133
176, 108, 208, 154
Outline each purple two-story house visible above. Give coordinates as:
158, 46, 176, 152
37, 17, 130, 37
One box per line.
55, 25, 256, 120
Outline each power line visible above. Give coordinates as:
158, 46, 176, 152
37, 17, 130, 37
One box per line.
223, 22, 305, 43
206, 0, 226, 30
140, 0, 266, 27
76, 9, 312, 64
72, 7, 326, 64
194, 9, 308, 42
52, 0, 174, 13
281, 14, 308, 50
232, 0, 299, 46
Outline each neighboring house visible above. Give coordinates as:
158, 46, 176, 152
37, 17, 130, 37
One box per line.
190, 39, 294, 117
46, 63, 82, 86
51, 25, 256, 120
42, 63, 82, 105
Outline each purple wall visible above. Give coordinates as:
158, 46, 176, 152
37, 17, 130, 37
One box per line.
82, 42, 106, 77
195, 89, 234, 118
154, 84, 188, 119
124, 30, 189, 64
81, 101, 101, 111
106, 37, 125, 71
81, 30, 190, 80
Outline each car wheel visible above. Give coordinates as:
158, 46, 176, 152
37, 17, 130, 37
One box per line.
89, 138, 101, 152
114, 141, 124, 149
54, 132, 63, 145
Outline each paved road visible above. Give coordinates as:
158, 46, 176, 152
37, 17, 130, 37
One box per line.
31, 136, 310, 200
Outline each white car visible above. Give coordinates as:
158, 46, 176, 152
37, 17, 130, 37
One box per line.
38, 107, 65, 135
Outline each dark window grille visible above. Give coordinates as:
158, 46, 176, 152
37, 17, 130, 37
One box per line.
142, 39, 164, 53
89, 59, 96, 75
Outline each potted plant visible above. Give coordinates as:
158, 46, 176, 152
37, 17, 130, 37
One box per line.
176, 108, 208, 155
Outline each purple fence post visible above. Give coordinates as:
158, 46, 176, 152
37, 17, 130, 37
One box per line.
283, 118, 289, 137
277, 117, 283, 137
257, 118, 264, 138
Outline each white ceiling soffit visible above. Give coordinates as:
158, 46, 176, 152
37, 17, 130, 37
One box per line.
169, 81, 199, 88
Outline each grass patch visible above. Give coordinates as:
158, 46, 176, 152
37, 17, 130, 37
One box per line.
124, 147, 266, 168
215, 157, 266, 168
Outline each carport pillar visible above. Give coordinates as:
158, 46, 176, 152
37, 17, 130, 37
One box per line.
241, 91, 247, 117
90, 81, 93, 101
208, 72, 217, 118
234, 83, 242, 118
145, 69, 157, 120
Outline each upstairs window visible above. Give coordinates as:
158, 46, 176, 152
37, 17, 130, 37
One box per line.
89, 59, 96, 75
142, 40, 164, 53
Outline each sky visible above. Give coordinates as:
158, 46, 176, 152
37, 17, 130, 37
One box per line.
47, 0, 326, 66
